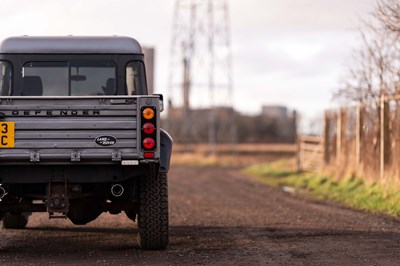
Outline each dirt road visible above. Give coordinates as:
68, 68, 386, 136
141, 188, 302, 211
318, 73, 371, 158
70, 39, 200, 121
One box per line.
1, 165, 400, 265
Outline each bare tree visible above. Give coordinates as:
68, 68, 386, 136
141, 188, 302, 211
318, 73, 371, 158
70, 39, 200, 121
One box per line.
376, 0, 400, 34
335, 29, 393, 105
335, 0, 400, 105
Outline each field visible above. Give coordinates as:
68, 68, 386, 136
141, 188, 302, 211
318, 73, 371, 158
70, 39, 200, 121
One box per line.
171, 143, 296, 167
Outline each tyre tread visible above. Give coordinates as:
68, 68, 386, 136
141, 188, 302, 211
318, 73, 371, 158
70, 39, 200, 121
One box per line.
137, 165, 169, 250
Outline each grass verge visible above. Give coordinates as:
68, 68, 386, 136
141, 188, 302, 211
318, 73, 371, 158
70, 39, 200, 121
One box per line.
245, 159, 400, 217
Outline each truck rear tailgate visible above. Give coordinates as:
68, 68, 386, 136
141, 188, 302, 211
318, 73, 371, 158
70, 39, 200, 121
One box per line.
0, 96, 158, 163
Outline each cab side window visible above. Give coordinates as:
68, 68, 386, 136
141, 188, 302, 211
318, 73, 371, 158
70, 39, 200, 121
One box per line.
0, 61, 11, 96
126, 62, 145, 95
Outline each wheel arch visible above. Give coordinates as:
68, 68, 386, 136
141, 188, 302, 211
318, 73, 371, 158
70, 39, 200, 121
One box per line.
160, 128, 173, 173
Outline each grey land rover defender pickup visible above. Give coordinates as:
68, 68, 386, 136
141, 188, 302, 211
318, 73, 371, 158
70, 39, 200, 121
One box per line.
0, 36, 172, 250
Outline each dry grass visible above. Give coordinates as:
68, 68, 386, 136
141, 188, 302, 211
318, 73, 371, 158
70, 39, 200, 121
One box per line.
171, 143, 296, 167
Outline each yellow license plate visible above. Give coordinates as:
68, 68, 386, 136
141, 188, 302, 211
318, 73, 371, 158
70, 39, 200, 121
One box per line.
0, 122, 14, 148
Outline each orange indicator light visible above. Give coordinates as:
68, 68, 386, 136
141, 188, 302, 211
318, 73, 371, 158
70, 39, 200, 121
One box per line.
142, 108, 155, 120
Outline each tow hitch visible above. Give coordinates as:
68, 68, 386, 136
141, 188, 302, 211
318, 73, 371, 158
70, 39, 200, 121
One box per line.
47, 179, 69, 219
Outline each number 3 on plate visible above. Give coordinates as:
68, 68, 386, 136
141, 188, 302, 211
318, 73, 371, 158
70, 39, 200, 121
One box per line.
0, 122, 14, 148
1, 123, 8, 134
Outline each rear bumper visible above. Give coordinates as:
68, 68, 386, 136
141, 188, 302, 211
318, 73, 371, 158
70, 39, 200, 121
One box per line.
0, 149, 161, 163
0, 162, 159, 184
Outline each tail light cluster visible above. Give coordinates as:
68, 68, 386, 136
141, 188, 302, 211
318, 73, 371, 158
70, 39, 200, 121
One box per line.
141, 107, 157, 158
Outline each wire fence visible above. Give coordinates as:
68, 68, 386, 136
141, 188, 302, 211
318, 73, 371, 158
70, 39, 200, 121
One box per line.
298, 96, 400, 183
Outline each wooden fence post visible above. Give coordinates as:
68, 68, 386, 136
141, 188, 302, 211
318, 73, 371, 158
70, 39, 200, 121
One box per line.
380, 96, 384, 179
336, 110, 341, 162
380, 96, 391, 179
296, 135, 302, 172
356, 103, 364, 170
324, 111, 330, 164
384, 100, 391, 166
336, 108, 346, 163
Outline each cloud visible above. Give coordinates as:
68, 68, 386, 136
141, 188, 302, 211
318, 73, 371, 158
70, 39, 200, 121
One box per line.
0, 0, 173, 41
233, 29, 357, 85
231, 0, 375, 34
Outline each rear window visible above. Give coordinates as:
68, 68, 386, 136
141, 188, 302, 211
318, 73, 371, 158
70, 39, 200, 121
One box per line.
22, 61, 116, 96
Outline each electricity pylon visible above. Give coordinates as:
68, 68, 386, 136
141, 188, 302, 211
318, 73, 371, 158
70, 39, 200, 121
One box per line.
167, 0, 236, 153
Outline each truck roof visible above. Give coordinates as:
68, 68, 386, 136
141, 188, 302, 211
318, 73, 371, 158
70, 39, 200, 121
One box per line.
0, 36, 142, 54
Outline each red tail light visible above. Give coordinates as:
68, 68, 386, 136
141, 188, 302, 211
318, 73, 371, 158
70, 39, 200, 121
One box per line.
143, 122, 155, 134
143, 137, 155, 149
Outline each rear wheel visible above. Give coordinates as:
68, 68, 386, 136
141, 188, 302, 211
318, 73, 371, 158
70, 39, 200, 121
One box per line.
2, 212, 28, 229
137, 165, 169, 250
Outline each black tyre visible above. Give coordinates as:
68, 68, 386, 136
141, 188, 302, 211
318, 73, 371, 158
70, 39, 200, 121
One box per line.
137, 165, 169, 250
2, 212, 28, 229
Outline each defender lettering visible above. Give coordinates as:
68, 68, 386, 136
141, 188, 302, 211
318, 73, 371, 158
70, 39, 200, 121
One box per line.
11, 110, 101, 116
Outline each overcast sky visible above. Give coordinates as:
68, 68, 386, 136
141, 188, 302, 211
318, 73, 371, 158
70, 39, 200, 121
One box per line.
0, 0, 376, 121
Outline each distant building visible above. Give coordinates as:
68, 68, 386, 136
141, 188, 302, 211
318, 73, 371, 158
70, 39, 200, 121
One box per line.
262, 105, 288, 119
166, 104, 297, 143
167, 106, 235, 143
262, 105, 297, 141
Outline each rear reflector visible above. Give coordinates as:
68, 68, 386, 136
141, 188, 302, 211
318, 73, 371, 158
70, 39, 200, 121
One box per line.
143, 152, 155, 159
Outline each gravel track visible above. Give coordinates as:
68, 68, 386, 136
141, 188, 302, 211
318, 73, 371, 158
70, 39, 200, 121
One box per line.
1, 165, 400, 265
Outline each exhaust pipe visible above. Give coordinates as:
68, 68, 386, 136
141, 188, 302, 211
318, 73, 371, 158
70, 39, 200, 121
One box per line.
111, 184, 124, 197
0, 186, 7, 200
